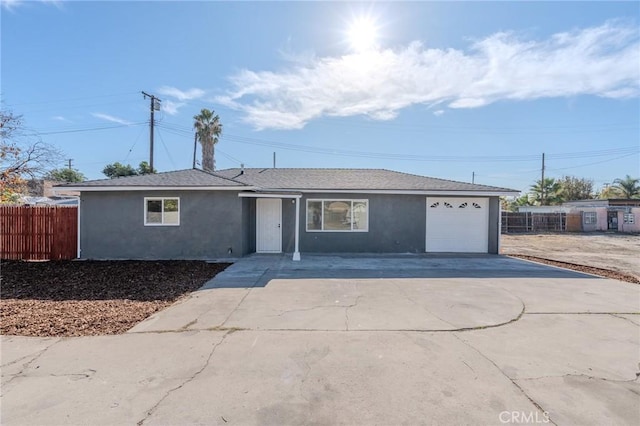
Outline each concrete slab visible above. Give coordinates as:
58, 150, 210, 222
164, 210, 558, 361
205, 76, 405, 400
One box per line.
457, 314, 640, 381
514, 375, 640, 426
491, 277, 640, 313
3, 254, 639, 425
615, 314, 640, 326
129, 288, 250, 333
191, 278, 524, 331
1, 331, 226, 425
142, 330, 543, 425
1, 336, 61, 383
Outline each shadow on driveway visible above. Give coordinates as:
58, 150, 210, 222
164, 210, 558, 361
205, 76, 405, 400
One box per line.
202, 253, 596, 289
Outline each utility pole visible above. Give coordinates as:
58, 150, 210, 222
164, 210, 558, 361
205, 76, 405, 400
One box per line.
67, 159, 73, 170
540, 153, 545, 205
142, 91, 161, 172
472, 171, 475, 184
192, 133, 198, 169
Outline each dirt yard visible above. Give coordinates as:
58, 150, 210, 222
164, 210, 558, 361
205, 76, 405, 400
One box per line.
0, 260, 229, 337
501, 233, 640, 281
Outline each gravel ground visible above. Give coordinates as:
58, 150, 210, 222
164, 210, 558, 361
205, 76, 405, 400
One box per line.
501, 233, 640, 283
0, 260, 229, 337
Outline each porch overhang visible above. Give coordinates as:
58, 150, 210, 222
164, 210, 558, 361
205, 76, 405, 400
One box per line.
238, 191, 302, 199
238, 191, 302, 261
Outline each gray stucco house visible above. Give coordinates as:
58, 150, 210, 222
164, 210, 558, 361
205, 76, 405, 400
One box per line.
59, 168, 518, 260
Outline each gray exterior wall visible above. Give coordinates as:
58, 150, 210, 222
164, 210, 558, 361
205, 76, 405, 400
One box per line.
80, 191, 501, 259
80, 190, 247, 260
488, 197, 500, 254
286, 194, 500, 254
296, 193, 427, 254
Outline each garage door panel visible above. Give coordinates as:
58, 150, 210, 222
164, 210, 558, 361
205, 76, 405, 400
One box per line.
426, 197, 489, 253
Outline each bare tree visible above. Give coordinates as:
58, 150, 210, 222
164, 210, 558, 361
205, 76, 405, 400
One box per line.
1, 110, 62, 202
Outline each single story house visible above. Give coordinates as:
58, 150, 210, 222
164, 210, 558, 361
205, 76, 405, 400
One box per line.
517, 199, 640, 233
58, 168, 518, 260
562, 199, 640, 232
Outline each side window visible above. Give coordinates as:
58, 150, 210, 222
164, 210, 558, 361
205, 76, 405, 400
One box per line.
145, 197, 180, 226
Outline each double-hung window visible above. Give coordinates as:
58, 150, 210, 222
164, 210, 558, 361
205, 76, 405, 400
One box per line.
306, 199, 368, 232
145, 197, 180, 226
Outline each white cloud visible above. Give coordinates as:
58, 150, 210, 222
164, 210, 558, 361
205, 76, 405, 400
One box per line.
1, 0, 23, 10
1, 0, 62, 11
52, 115, 70, 122
219, 21, 640, 130
161, 100, 184, 116
433, 110, 445, 117
157, 86, 205, 101
92, 113, 132, 126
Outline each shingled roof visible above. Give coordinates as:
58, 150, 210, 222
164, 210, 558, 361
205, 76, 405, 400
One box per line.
59, 169, 248, 188
216, 168, 516, 193
59, 167, 517, 193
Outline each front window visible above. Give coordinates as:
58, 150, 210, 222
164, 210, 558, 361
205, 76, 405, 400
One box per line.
623, 213, 635, 224
306, 199, 368, 232
145, 197, 180, 226
583, 212, 596, 225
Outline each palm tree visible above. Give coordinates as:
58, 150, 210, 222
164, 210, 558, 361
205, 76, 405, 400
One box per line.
530, 178, 563, 205
193, 109, 222, 172
612, 175, 640, 198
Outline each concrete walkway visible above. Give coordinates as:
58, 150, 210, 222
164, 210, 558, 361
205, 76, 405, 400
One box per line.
2, 254, 639, 425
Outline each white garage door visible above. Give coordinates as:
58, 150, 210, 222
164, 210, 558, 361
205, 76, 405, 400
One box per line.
426, 197, 489, 253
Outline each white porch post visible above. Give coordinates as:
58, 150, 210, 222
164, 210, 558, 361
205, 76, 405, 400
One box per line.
293, 197, 301, 261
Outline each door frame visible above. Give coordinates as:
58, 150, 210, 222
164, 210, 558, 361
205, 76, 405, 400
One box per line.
256, 198, 282, 253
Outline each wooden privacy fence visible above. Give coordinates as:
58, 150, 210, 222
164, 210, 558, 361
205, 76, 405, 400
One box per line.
0, 206, 78, 260
501, 212, 581, 233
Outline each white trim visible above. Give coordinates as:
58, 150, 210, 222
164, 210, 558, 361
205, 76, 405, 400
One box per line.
295, 189, 518, 196
498, 200, 502, 254
57, 186, 252, 192
306, 199, 369, 233
58, 186, 516, 196
76, 196, 81, 259
144, 197, 181, 226
293, 198, 301, 261
238, 192, 302, 199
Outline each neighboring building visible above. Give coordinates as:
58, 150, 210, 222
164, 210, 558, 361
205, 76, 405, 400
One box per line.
57, 168, 518, 260
517, 199, 640, 233
562, 199, 640, 232
19, 179, 80, 205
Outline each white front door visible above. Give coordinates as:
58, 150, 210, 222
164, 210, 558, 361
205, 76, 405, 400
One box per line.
426, 197, 489, 253
256, 198, 282, 253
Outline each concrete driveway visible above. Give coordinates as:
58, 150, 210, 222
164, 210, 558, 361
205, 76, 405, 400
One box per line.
2, 254, 639, 425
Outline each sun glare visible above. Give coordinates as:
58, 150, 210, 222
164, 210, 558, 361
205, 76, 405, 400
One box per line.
347, 17, 378, 52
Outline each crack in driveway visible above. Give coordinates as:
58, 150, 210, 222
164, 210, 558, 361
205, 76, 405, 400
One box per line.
516, 372, 640, 383
136, 331, 232, 426
1, 338, 61, 390
454, 332, 558, 426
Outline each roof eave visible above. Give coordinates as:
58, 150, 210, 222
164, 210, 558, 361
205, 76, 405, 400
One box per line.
54, 185, 255, 192
257, 188, 520, 196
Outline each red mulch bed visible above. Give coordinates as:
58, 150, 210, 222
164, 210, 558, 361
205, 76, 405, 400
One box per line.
0, 260, 230, 337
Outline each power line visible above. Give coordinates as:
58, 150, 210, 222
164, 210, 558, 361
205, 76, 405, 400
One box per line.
6, 91, 140, 107
155, 128, 177, 169
546, 152, 639, 172
36, 122, 146, 135
157, 121, 638, 163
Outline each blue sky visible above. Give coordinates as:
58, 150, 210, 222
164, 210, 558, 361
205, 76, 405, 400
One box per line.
2, 1, 639, 193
